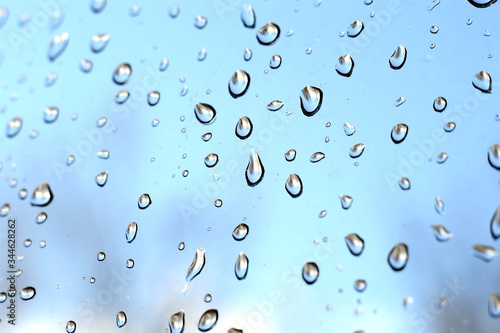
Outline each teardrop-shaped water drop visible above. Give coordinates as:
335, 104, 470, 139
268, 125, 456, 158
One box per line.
204, 153, 219, 168
435, 196, 444, 214
388, 243, 409, 271
488, 144, 500, 170
195, 103, 216, 124
198, 309, 218, 332
0, 203, 9, 217
66, 320, 76, 333
241, 5, 255, 28
115, 89, 129, 104
347, 20, 364, 37
300, 85, 323, 116
43, 107, 59, 124
430, 224, 453, 241
267, 100, 284, 111
126, 222, 138, 243
472, 244, 498, 262
31, 182, 53, 206
256, 22, 280, 45
245, 150, 265, 186
302, 262, 319, 284
399, 177, 411, 190
91, 34, 110, 53
183, 248, 206, 294
147, 91, 160, 106
437, 152, 448, 164
349, 143, 365, 158
391, 123, 408, 144
343, 123, 356, 136
159, 58, 169, 71
489, 293, 500, 318
344, 233, 365, 257
339, 195, 353, 209
310, 152, 325, 163
228, 70, 250, 98
270, 54, 282, 69
354, 279, 367, 292
336, 54, 355, 77
48, 32, 69, 61
138, 193, 151, 209
433, 97, 447, 112
6, 117, 22, 138
113, 63, 132, 85
36, 212, 47, 224
243, 48, 252, 61
285, 173, 303, 198
66, 155, 75, 166
194, 15, 207, 29
80, 59, 93, 73
169, 310, 185, 333
389, 45, 407, 70
20, 286, 36, 300
235, 116, 253, 139
90, 0, 106, 13
468, 0, 497, 8
95, 171, 108, 187
201, 132, 212, 142
285, 149, 296, 162
472, 71, 492, 93
116, 311, 127, 328
233, 223, 249, 241
235, 252, 249, 280
443, 122, 456, 132
491, 206, 500, 239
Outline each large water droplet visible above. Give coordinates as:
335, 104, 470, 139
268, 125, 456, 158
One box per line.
389, 45, 407, 70
488, 144, 500, 170
0, 203, 9, 217
267, 100, 284, 111
31, 182, 53, 206
48, 32, 69, 61
116, 311, 127, 328
115, 89, 129, 104
302, 262, 319, 284
95, 171, 108, 187
391, 123, 408, 144
431, 224, 453, 241
435, 197, 444, 214
235, 252, 249, 280
113, 63, 132, 85
198, 309, 218, 332
310, 152, 325, 163
228, 70, 250, 98
90, 0, 106, 13
245, 150, 265, 186
256, 22, 280, 45
347, 20, 364, 37
204, 153, 219, 168
20, 286, 36, 300
183, 248, 206, 294
241, 5, 255, 28
269, 54, 282, 69
388, 243, 409, 271
433, 96, 447, 112
339, 195, 353, 209
126, 222, 138, 243
168, 310, 185, 333
147, 91, 160, 106
349, 143, 365, 158
468, 0, 497, 8
354, 279, 367, 292
286, 174, 303, 198
336, 54, 355, 77
489, 293, 500, 318
300, 85, 323, 116
43, 107, 59, 124
6, 117, 22, 138
233, 223, 249, 241
285, 149, 296, 162
235, 116, 253, 139
491, 206, 500, 239
472, 71, 492, 93
66, 320, 76, 333
36, 212, 47, 224
194, 15, 207, 29
343, 123, 356, 136
472, 244, 497, 262
138, 193, 152, 209
91, 34, 110, 53
195, 103, 216, 124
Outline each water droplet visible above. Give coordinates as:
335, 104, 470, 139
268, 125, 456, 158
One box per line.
335, 54, 355, 77
80, 59, 93, 73
243, 48, 252, 61
126, 258, 134, 268
484, 29, 492, 36
182, 170, 189, 177
31, 182, 53, 206
389, 45, 407, 70
0, 203, 9, 217
435, 197, 444, 214
256, 22, 280, 45
339, 195, 353, 209
241, 5, 255, 28
399, 177, 411, 190
126, 222, 138, 243
300, 85, 323, 116
96, 150, 109, 159
228, 70, 250, 98
428, 0, 440, 10
391, 123, 409, 144
325, 122, 331, 128
339, 31, 345, 37
302, 262, 319, 284
233, 223, 249, 241
214, 199, 223, 207
90, 0, 106, 13
473, 244, 498, 262
19, 188, 28, 200
489, 144, 500, 170
395, 96, 406, 107
467, 18, 473, 25
66, 320, 76, 333
433, 97, 447, 112
286, 29, 294, 36
195, 103, 217, 124
169, 4, 180, 18
490, 206, 500, 239
116, 311, 127, 328
388, 243, 409, 271
198, 309, 218, 332
201, 132, 212, 142
204, 294, 212, 303
198, 48, 207, 61
138, 193, 151, 209
95, 171, 108, 187
431, 224, 453, 241
39, 240, 46, 248
349, 143, 365, 158
114, 89, 129, 104
20, 286, 36, 300
91, 34, 110, 53
48, 32, 69, 61
235, 116, 253, 139
245, 150, 265, 186
347, 20, 364, 37
24, 239, 32, 247
0, 7, 8, 29
204, 153, 219, 168
310, 152, 325, 163
430, 25, 439, 33
0, 292, 7, 303
472, 71, 492, 93
194, 15, 207, 29
285, 149, 296, 162
285, 173, 303, 198
36, 212, 47, 224
6, 117, 22, 138
147, 91, 160, 106
97, 252, 106, 261
130, 4, 142, 16
96, 117, 107, 128
113, 63, 132, 85
443, 122, 456, 132
89, 277, 95, 283
45, 72, 58, 86
43, 107, 59, 124
235, 252, 249, 280
267, 54, 281, 69
183, 248, 206, 295
67, 155, 75, 166
430, 43, 436, 49
305, 47, 312, 54
354, 279, 367, 292
343, 123, 356, 136
489, 293, 500, 318
318, 210, 327, 218
267, 100, 284, 111
168, 310, 185, 333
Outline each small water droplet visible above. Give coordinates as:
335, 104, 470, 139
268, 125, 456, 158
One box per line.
431, 224, 453, 241
430, 25, 439, 33
435, 196, 444, 214
45, 72, 58, 87
0, 203, 9, 217
229, 70, 250, 98
391, 123, 409, 144
66, 155, 75, 166
347, 20, 364, 37
484, 29, 492, 36
36, 212, 47, 224
310, 152, 325, 163
115, 89, 129, 104
235, 252, 249, 280
243, 48, 252, 61
169, 4, 180, 18
116, 311, 127, 328
19, 188, 28, 200
147, 91, 160, 106
339, 195, 353, 209
285, 149, 296, 162
300, 85, 323, 116
349, 143, 365, 158
91, 34, 110, 53
318, 210, 327, 218
339, 31, 345, 37
80, 59, 93, 73
428, 0, 440, 11
198, 48, 207, 61
489, 144, 500, 170
90, 0, 106, 13
43, 107, 59, 124
177, 242, 185, 251
490, 206, 500, 239
194, 15, 207, 29
257, 22, 280, 45
388, 243, 409, 271
336, 54, 355, 77
95, 171, 108, 187
399, 177, 411, 190
6, 117, 22, 138
182, 170, 189, 177
245, 150, 265, 186
97, 252, 106, 261
403, 297, 414, 309
305, 47, 312, 54
113, 63, 132, 85
126, 258, 134, 268
233, 223, 249, 241
235, 116, 253, 139
97, 150, 109, 159
389, 45, 407, 70
204, 294, 212, 303
472, 244, 498, 262
31, 182, 53, 206
343, 123, 356, 136
48, 32, 69, 61
0, 7, 8, 29
195, 103, 216, 124
443, 122, 456, 132
126, 222, 138, 243
201, 132, 212, 141
241, 5, 255, 28
285, 173, 303, 198
138, 193, 151, 209
90, 277, 95, 283
182, 248, 206, 295
270, 54, 282, 69
168, 310, 185, 333
130, 4, 142, 17
214, 199, 223, 207
472, 71, 492, 93
467, 18, 473, 25
395, 96, 406, 107
66, 321, 76, 333
198, 309, 218, 332
20, 286, 36, 300
354, 279, 367, 292
204, 153, 219, 168
488, 293, 500, 318
267, 100, 284, 111
433, 97, 447, 112
437, 152, 448, 164
302, 262, 319, 284
430, 42, 436, 49
96, 117, 107, 128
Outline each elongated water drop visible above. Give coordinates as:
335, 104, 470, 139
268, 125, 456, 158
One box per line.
256, 22, 280, 45
228, 329, 243, 333
197, 49, 207, 61
6, 117, 22, 138
488, 144, 500, 170
473, 244, 497, 262
243, 48, 252, 61
97, 150, 109, 159
95, 171, 108, 187
45, 72, 58, 86
391, 123, 408, 144
491, 206, 500, 239
91, 34, 110, 53
36, 212, 47, 224
183, 248, 206, 294
126, 222, 138, 243
437, 152, 448, 164
339, 195, 353, 209
198, 309, 218, 332
228, 70, 250, 98
138, 193, 151, 209
235, 252, 249, 280
399, 177, 410, 190
310, 152, 325, 163
235, 116, 253, 139
31, 182, 53, 206
116, 311, 127, 328
395, 96, 406, 107
241, 5, 255, 28
245, 150, 264, 186
48, 32, 69, 61
302, 262, 319, 284
43, 107, 59, 123
472, 71, 492, 93
169, 4, 180, 18
430, 25, 440, 33
433, 97, 447, 112
489, 293, 500, 318
431, 224, 453, 241
343, 123, 356, 136
435, 197, 444, 214
233, 223, 249, 241
115, 89, 129, 104
347, 20, 363, 37
113, 63, 131, 85
169, 310, 185, 333
389, 45, 407, 70
388, 243, 409, 271
285, 149, 296, 162
349, 143, 365, 158
336, 54, 354, 77
285, 173, 303, 198
300, 85, 323, 116
20, 286, 36, 300
159, 58, 169, 71
267, 100, 283, 111
194, 103, 216, 124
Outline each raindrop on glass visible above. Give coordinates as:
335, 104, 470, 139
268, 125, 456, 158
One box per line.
113, 63, 132, 85
31, 182, 53, 207
36, 212, 47, 224
256, 22, 280, 45
336, 54, 355, 77
20, 287, 36, 300
233, 223, 249, 241
431, 224, 453, 241
347, 20, 364, 37
300, 85, 323, 117
147, 91, 160, 106
168, 310, 185, 333
204, 153, 219, 168
285, 173, 303, 198
349, 143, 365, 158
6, 117, 22, 138
391, 123, 408, 144
66, 321, 76, 333
138, 193, 152, 209
80, 59, 93, 73
194, 15, 207, 29
198, 309, 218, 332
95, 171, 108, 187
43, 107, 59, 124
125, 222, 138, 243
399, 177, 411, 190
302, 262, 319, 284
388, 243, 409, 271
310, 152, 325, 163
228, 70, 250, 98
241, 5, 255, 28
435, 197, 444, 214
267, 100, 284, 111
243, 48, 252, 61
285, 149, 296, 162
270, 54, 282, 69
433, 97, 447, 112
116, 311, 127, 328
235, 252, 249, 280
472, 71, 492, 93
389, 45, 407, 70
489, 144, 500, 170
472, 244, 497, 262
195, 103, 216, 125
91, 34, 110, 53
48, 32, 69, 61
354, 279, 367, 292
245, 150, 265, 186
97, 252, 106, 261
